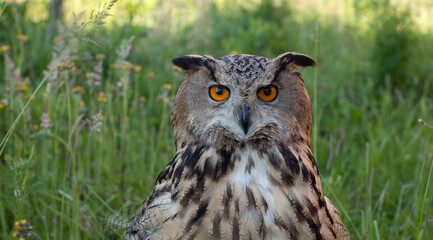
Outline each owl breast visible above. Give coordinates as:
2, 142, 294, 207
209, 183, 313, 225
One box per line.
129, 144, 334, 240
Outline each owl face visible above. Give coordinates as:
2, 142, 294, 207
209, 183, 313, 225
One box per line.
171, 53, 315, 149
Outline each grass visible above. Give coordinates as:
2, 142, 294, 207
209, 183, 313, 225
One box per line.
1, 0, 432, 239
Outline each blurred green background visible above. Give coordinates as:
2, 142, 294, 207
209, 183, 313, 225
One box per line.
0, 0, 432, 239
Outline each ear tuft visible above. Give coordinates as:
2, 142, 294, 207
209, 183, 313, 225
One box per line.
172, 55, 209, 71
273, 52, 316, 69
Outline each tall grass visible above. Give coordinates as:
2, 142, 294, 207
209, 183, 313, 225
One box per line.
1, 0, 432, 239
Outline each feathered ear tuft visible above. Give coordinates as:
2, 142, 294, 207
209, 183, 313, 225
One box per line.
172, 55, 216, 72
273, 52, 316, 70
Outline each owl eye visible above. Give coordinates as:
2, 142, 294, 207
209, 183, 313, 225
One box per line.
209, 85, 230, 101
257, 85, 278, 102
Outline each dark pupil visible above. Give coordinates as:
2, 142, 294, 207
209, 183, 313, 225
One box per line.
263, 87, 272, 96
215, 87, 224, 95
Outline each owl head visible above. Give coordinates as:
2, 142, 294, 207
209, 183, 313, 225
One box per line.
171, 52, 315, 150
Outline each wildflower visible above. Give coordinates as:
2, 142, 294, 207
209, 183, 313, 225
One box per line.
163, 84, 172, 90
15, 223, 21, 232
16, 85, 27, 92
79, 101, 85, 107
0, 45, 11, 53
33, 124, 38, 130
230, 50, 239, 55
125, 116, 130, 122
56, 61, 77, 71
147, 72, 155, 78
97, 92, 108, 102
72, 85, 85, 94
139, 96, 146, 102
171, 65, 183, 72
12, 219, 37, 239
96, 53, 105, 59
133, 64, 142, 73
0, 104, 4, 110
16, 34, 29, 42
418, 118, 433, 129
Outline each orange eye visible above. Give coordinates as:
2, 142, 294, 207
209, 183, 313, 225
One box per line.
257, 85, 278, 102
209, 85, 230, 101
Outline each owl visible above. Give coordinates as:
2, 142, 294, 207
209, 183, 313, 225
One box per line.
126, 52, 350, 240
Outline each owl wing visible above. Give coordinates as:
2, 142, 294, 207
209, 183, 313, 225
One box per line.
125, 165, 178, 240
325, 197, 351, 240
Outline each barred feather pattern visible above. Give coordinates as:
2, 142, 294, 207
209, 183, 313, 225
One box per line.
126, 142, 350, 240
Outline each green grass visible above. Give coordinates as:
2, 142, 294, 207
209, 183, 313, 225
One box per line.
1, 0, 432, 239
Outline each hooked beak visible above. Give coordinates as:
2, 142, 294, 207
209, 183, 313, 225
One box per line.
241, 103, 250, 134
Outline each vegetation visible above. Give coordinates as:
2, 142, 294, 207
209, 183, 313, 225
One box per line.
0, 0, 432, 239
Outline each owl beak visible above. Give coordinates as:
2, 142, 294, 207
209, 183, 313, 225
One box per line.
241, 103, 250, 134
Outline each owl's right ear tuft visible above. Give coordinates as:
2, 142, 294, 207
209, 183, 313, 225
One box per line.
172, 55, 215, 71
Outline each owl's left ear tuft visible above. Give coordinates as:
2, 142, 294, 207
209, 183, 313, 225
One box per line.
172, 55, 215, 71
273, 52, 316, 69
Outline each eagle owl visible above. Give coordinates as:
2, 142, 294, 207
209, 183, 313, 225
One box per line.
126, 52, 350, 240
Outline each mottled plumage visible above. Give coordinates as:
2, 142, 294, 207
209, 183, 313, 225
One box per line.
126, 52, 350, 240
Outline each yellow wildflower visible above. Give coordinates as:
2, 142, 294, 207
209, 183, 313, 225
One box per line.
19, 238, 24, 240
16, 34, 29, 42
0, 45, 11, 53
16, 85, 27, 92
96, 53, 105, 59
12, 232, 17, 237
80, 101, 85, 107
0, 104, 4, 110
98, 92, 108, 102
133, 65, 142, 73
418, 118, 423, 123
125, 116, 130, 122
139, 96, 146, 102
15, 224, 21, 232
20, 220, 26, 225
163, 84, 172, 90
171, 65, 183, 72
72, 86, 85, 94
147, 72, 155, 78
33, 124, 39, 130
230, 50, 239, 55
